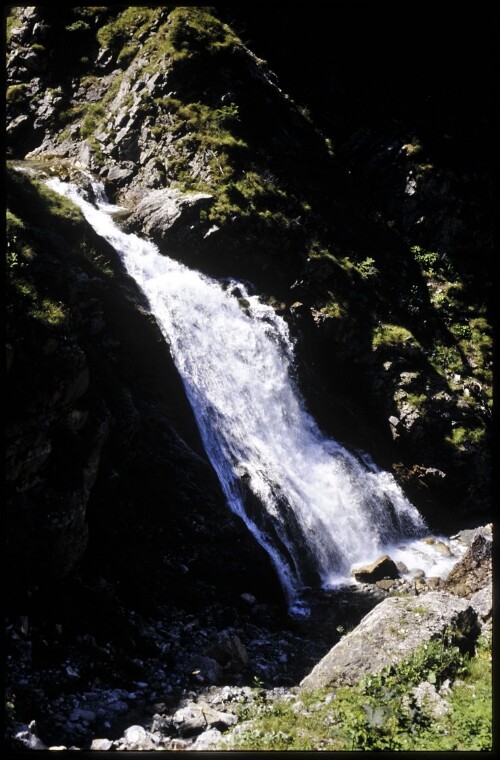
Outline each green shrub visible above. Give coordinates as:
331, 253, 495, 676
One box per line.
227, 632, 491, 751
356, 256, 378, 279
411, 245, 440, 274
65, 20, 90, 33
372, 323, 416, 349
6, 84, 29, 103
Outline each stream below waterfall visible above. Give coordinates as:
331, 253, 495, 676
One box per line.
45, 175, 464, 613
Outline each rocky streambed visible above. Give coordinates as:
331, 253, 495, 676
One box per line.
8, 524, 491, 751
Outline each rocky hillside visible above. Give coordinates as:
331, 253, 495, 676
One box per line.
5, 5, 492, 751
7, 6, 492, 530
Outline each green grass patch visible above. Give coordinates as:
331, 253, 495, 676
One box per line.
445, 425, 486, 450
320, 298, 346, 319
6, 84, 30, 103
356, 256, 378, 279
227, 633, 491, 751
96, 7, 158, 60
6, 8, 19, 42
372, 323, 417, 350
167, 6, 240, 61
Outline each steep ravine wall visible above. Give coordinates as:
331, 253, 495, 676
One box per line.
6, 4, 493, 598
6, 167, 284, 609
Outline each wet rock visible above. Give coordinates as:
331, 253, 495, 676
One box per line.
396, 561, 409, 574
434, 541, 453, 558
422, 537, 453, 557
300, 592, 479, 691
353, 555, 400, 583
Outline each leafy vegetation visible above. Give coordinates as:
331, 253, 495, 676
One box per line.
226, 632, 491, 751
445, 425, 486, 450
6, 84, 29, 103
6, 168, 117, 338
167, 6, 241, 61
372, 323, 419, 350
6, 8, 18, 42
96, 7, 158, 62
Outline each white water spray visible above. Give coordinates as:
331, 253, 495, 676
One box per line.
46, 177, 431, 611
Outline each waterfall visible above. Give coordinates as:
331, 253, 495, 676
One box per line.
46, 177, 428, 613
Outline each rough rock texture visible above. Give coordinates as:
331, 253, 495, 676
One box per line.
173, 702, 238, 736
300, 592, 479, 691
469, 586, 492, 630
6, 6, 492, 531
192, 727, 223, 750
444, 530, 492, 598
411, 681, 450, 719
123, 188, 214, 253
4, 5, 493, 749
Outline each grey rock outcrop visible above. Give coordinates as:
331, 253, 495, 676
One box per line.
411, 681, 450, 719
470, 585, 492, 627
191, 727, 223, 750
173, 702, 237, 737
300, 591, 479, 691
124, 188, 213, 252
90, 738, 112, 750
444, 530, 492, 598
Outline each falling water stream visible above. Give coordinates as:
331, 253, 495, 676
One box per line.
45, 176, 459, 614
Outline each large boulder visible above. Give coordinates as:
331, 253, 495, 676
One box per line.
123, 188, 213, 251
300, 591, 479, 691
353, 554, 400, 583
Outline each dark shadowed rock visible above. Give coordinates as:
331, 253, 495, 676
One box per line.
14, 724, 47, 750
353, 554, 400, 583
206, 630, 249, 671
300, 591, 479, 691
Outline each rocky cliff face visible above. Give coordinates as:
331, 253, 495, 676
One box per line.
5, 6, 492, 748
7, 7, 492, 535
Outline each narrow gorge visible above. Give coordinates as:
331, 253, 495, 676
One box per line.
6, 6, 493, 751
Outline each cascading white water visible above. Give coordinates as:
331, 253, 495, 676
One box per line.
46, 177, 429, 612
